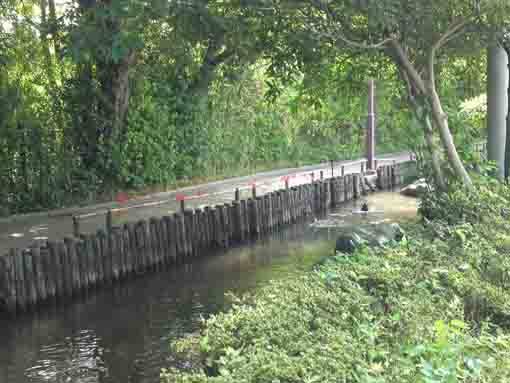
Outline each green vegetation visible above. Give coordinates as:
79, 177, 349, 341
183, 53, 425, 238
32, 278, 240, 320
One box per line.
2, 0, 508, 215
162, 174, 510, 382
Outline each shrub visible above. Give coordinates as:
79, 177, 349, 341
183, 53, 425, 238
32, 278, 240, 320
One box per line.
163, 181, 510, 383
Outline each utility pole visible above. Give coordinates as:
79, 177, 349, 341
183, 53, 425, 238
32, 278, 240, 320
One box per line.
366, 79, 376, 170
487, 45, 509, 178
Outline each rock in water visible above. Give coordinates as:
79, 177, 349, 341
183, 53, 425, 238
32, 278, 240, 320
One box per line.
335, 233, 363, 254
400, 179, 429, 197
364, 174, 378, 192
335, 223, 404, 254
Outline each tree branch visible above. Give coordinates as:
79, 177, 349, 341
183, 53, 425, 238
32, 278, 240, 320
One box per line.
312, 30, 393, 50
428, 20, 470, 89
388, 40, 427, 95
306, 0, 392, 50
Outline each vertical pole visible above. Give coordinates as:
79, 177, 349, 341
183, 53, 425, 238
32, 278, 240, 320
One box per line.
106, 210, 113, 233
366, 79, 376, 170
180, 199, 185, 213
341, 166, 345, 176
252, 184, 257, 199
330, 160, 334, 178
235, 188, 240, 201
487, 45, 509, 178
320, 171, 324, 180
72, 216, 80, 237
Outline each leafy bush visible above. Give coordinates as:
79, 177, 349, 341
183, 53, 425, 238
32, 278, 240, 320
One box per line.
163, 181, 510, 383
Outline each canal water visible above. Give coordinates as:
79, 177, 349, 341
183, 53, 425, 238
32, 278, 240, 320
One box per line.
0, 192, 418, 383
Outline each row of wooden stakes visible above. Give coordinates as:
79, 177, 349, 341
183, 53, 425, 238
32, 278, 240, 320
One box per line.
0, 164, 403, 314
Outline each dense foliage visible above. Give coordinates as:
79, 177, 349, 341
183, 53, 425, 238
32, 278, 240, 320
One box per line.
1, 0, 500, 215
163, 177, 510, 382
0, 0, 418, 215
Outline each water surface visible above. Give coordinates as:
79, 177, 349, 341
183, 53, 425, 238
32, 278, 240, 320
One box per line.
0, 192, 418, 383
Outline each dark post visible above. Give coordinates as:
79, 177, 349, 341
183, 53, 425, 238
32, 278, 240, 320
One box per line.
341, 166, 345, 176
252, 184, 257, 199
180, 199, 185, 213
285, 179, 289, 190
366, 79, 376, 170
235, 188, 240, 201
330, 160, 334, 177
72, 216, 80, 237
320, 171, 324, 180
106, 210, 113, 233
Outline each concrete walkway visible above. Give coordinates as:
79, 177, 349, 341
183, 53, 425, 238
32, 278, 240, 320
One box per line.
0, 152, 411, 254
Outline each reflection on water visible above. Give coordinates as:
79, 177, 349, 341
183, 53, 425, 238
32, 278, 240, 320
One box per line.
0, 192, 417, 383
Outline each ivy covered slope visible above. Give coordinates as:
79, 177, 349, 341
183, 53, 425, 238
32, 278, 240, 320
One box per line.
164, 179, 510, 383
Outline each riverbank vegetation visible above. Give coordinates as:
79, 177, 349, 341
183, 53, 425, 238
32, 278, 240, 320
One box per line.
162, 174, 510, 382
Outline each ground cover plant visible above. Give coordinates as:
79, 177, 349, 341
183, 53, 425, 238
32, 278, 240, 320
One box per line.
162, 176, 510, 383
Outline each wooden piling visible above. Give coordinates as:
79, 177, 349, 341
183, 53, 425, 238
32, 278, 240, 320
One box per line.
106, 210, 113, 233
223, 204, 232, 246
241, 199, 249, 236
30, 246, 47, 302
233, 201, 243, 241
40, 245, 55, 302
184, 210, 194, 256
48, 240, 65, 298
313, 182, 320, 213
12, 249, 27, 311
23, 249, 37, 307
64, 237, 80, 294
133, 222, 144, 272
121, 224, 131, 274
2, 253, 17, 313
204, 207, 214, 249
125, 224, 136, 273
149, 218, 160, 268
158, 217, 169, 265
248, 198, 259, 236
353, 174, 360, 199
56, 240, 73, 298
97, 230, 111, 284
111, 229, 122, 280
163, 215, 177, 264
213, 206, 223, 247
73, 216, 80, 237
80, 235, 95, 287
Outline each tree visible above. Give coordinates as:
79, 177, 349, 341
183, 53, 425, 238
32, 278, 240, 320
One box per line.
267, 0, 510, 190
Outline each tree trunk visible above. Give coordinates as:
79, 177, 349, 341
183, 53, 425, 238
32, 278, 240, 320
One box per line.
390, 40, 473, 190
428, 87, 474, 190
397, 63, 447, 191
422, 114, 447, 190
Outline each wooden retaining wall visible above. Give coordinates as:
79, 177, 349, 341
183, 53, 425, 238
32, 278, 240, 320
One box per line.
0, 164, 403, 314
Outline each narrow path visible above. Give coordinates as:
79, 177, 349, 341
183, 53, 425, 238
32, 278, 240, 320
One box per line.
0, 152, 411, 253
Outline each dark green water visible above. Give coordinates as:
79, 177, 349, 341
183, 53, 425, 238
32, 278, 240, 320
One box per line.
0, 192, 417, 383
